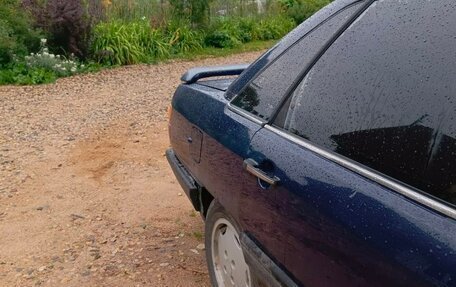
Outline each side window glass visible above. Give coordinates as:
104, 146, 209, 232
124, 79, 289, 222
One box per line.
280, 0, 456, 205
230, 2, 363, 121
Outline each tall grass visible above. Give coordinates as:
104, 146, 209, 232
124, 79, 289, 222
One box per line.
92, 20, 170, 65
91, 19, 204, 65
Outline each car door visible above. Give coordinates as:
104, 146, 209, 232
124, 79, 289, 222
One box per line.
246, 1, 456, 286
225, 1, 369, 284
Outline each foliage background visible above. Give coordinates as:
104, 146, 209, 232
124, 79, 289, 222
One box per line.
0, 0, 331, 85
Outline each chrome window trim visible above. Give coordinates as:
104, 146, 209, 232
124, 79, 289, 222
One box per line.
226, 102, 266, 126
265, 124, 456, 220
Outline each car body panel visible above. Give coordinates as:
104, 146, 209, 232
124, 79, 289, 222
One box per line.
167, 0, 456, 286
248, 125, 455, 286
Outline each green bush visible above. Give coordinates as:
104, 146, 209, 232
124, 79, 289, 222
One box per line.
279, 0, 331, 24
256, 16, 295, 40
205, 30, 240, 48
0, 62, 57, 85
92, 20, 171, 65
204, 16, 295, 48
0, 0, 41, 67
166, 22, 204, 54
23, 0, 103, 59
26, 40, 84, 77
0, 40, 85, 85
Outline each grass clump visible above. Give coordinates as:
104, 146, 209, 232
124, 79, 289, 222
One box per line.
92, 20, 170, 65
204, 16, 295, 48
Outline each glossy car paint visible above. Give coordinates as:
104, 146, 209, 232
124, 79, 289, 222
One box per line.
249, 126, 455, 286
170, 82, 286, 273
168, 0, 456, 286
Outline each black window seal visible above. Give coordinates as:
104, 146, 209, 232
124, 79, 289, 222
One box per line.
265, 124, 456, 220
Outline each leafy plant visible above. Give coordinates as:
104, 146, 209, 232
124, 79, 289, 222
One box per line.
0, 61, 56, 85
91, 20, 170, 65
204, 16, 295, 48
166, 22, 203, 54
279, 0, 331, 24
0, 0, 41, 67
26, 39, 84, 77
22, 0, 104, 59
205, 30, 241, 48
0, 39, 85, 85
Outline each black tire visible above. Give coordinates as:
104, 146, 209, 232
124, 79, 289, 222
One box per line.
205, 200, 255, 287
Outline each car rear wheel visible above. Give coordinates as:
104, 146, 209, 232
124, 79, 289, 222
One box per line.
205, 200, 253, 287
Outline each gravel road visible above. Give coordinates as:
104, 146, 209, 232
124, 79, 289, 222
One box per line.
0, 51, 262, 287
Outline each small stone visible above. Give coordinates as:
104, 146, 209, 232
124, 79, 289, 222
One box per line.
190, 249, 199, 254
38, 266, 46, 272
196, 243, 205, 250
159, 263, 169, 267
177, 193, 183, 196
70, 214, 85, 221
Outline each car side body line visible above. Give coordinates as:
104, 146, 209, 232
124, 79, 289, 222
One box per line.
240, 233, 299, 287
264, 125, 456, 219
226, 102, 266, 125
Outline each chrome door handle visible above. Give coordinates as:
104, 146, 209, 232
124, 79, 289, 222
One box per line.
243, 158, 280, 186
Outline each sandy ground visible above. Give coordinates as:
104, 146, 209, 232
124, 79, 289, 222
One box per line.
0, 51, 262, 287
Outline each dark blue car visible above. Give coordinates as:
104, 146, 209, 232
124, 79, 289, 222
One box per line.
166, 0, 456, 286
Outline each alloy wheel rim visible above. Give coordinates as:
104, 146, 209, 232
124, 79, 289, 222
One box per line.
211, 218, 251, 287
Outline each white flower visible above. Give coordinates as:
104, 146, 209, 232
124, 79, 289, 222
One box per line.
141, 16, 146, 20
50, 54, 55, 58
80, 64, 85, 68
61, 67, 66, 71
71, 67, 76, 72
30, 53, 35, 56
43, 48, 49, 53
40, 38, 47, 44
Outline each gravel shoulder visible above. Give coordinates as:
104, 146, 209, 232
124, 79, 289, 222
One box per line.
0, 51, 262, 286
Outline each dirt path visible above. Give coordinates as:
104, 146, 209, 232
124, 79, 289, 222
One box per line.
0, 51, 263, 287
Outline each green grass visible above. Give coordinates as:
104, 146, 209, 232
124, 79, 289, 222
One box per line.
173, 40, 276, 61
192, 231, 204, 241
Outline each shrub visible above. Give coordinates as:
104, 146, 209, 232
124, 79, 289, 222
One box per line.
169, 0, 210, 27
91, 20, 170, 65
204, 30, 241, 48
22, 0, 104, 59
0, 38, 85, 85
26, 39, 84, 77
204, 16, 295, 48
166, 22, 203, 54
279, 0, 331, 24
0, 0, 41, 67
256, 16, 295, 40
